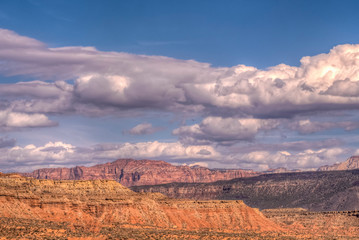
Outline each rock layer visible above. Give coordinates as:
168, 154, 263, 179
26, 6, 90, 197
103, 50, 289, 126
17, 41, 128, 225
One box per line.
22, 159, 258, 187
0, 174, 285, 239
1, 174, 359, 239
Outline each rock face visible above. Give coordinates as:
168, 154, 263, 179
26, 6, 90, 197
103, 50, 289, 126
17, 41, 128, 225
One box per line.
22, 159, 259, 187
318, 156, 359, 171
0, 174, 287, 239
132, 170, 359, 212
1, 174, 358, 239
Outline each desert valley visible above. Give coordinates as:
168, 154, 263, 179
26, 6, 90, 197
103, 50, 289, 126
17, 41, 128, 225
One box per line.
0, 156, 358, 239
2, 1, 359, 239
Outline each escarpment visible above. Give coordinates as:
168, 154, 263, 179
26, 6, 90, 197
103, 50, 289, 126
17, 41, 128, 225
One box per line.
132, 169, 359, 211
22, 158, 259, 187
1, 174, 359, 239
0, 174, 282, 233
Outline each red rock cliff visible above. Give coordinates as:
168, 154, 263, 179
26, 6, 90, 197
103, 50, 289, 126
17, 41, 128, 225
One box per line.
0, 174, 283, 235
22, 159, 259, 187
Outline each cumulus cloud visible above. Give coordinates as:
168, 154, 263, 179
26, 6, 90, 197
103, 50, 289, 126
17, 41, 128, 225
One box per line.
0, 138, 351, 173
225, 147, 346, 171
88, 141, 219, 161
1, 29, 359, 172
0, 109, 57, 131
0, 140, 219, 172
0, 141, 76, 172
173, 117, 279, 145
3, 29, 359, 119
125, 123, 162, 135
0, 80, 75, 114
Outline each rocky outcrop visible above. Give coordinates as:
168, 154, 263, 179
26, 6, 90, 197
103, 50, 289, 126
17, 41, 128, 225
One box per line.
0, 174, 286, 239
22, 159, 259, 187
132, 170, 359, 212
318, 155, 359, 171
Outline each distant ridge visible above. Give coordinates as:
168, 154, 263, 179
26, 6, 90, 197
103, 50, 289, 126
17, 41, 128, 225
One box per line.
21, 158, 259, 187
132, 169, 359, 212
318, 156, 359, 171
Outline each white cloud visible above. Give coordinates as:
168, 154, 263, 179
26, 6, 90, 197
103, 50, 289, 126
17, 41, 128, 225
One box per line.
173, 117, 279, 145
125, 123, 162, 135
225, 147, 346, 171
3, 29, 359, 119
0, 141, 76, 172
91, 141, 219, 160
0, 109, 57, 130
0, 140, 219, 172
0, 29, 358, 173
0, 138, 351, 173
0, 29, 44, 49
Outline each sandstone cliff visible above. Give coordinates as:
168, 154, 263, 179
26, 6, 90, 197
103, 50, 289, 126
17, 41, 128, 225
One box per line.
318, 155, 359, 171
22, 158, 258, 187
1, 174, 358, 239
132, 170, 359, 212
0, 174, 287, 239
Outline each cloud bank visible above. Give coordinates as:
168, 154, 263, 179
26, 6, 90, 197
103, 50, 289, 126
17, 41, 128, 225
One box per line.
0, 141, 218, 172
0, 140, 350, 173
2, 28, 359, 119
0, 28, 359, 172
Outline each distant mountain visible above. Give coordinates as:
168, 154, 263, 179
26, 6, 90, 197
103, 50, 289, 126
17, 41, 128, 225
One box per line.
318, 156, 359, 171
21, 159, 259, 187
132, 170, 359, 212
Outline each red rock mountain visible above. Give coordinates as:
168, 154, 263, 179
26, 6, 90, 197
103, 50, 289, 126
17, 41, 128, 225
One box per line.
22, 159, 259, 187
318, 156, 359, 171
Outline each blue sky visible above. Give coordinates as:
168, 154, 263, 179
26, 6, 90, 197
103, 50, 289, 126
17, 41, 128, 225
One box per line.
3, 0, 359, 68
1, 0, 359, 172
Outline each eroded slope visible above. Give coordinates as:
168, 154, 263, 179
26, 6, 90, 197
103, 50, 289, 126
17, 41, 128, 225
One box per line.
0, 174, 284, 239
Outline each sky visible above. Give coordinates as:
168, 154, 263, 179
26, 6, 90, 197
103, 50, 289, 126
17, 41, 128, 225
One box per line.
1, 0, 359, 172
